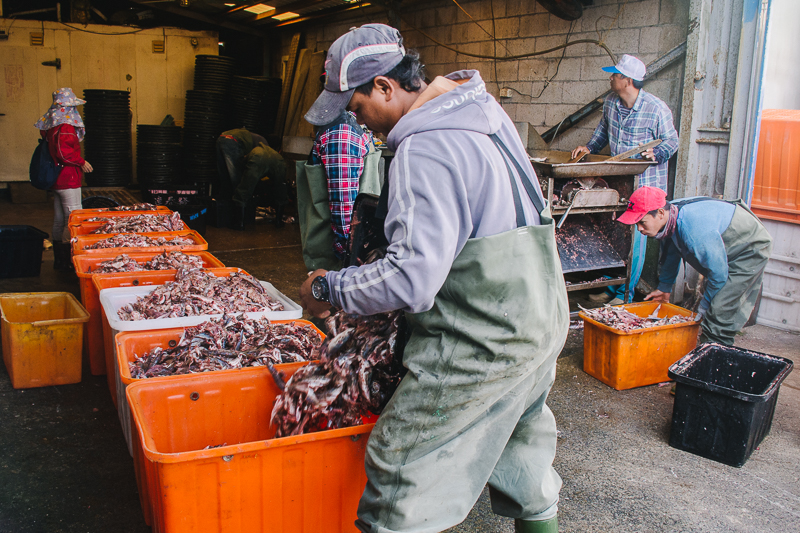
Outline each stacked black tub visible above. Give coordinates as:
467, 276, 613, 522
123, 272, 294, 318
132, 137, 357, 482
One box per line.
231, 76, 282, 138
82, 89, 132, 187
136, 125, 183, 188
183, 55, 234, 188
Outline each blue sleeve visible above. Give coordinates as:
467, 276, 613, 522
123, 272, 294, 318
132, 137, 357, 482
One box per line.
682, 225, 729, 314
657, 240, 682, 293
652, 104, 679, 164
586, 101, 610, 153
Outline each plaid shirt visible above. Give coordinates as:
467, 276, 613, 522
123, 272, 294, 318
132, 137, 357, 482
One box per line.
311, 116, 372, 258
586, 90, 679, 191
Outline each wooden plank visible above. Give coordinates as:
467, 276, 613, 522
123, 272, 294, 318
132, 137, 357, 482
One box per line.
284, 49, 311, 138
274, 32, 301, 138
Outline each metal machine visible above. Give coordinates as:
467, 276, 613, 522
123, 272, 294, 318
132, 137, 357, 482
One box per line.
530, 150, 655, 300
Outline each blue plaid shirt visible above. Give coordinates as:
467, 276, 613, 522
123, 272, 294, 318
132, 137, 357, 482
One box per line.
586, 90, 679, 191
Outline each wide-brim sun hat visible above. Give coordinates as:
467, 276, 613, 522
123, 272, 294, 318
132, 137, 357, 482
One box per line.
53, 87, 86, 107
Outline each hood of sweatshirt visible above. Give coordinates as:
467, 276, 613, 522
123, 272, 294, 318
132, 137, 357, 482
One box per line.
386, 70, 503, 152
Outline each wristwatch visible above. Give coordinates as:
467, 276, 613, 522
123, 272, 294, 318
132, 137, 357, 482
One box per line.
310, 275, 330, 303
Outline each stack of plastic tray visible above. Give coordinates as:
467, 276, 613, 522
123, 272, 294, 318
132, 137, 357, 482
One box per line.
71, 230, 208, 256
127, 364, 370, 531
98, 269, 303, 454
73, 252, 225, 377
580, 302, 701, 390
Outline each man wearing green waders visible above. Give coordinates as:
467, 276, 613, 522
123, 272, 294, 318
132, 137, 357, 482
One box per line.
298, 24, 569, 533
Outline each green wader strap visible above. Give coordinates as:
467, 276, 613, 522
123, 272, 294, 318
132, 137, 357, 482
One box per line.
295, 141, 384, 272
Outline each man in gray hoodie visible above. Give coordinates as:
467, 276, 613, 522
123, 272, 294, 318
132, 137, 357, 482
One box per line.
300, 24, 569, 533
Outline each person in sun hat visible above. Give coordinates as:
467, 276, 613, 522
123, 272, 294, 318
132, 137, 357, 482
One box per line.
34, 87, 93, 271
572, 54, 680, 306
298, 23, 567, 533
616, 186, 772, 346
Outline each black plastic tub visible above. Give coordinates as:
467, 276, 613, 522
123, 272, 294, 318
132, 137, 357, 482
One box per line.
174, 203, 208, 236
0, 226, 49, 278
668, 342, 793, 467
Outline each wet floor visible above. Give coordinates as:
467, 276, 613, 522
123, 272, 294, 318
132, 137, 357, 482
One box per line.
1, 192, 798, 533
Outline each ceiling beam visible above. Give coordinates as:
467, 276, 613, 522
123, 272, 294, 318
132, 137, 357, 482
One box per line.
253, 0, 338, 25
270, 2, 376, 28
129, 0, 265, 36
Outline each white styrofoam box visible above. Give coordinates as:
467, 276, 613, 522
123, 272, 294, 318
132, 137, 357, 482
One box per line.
757, 219, 800, 333
100, 280, 302, 455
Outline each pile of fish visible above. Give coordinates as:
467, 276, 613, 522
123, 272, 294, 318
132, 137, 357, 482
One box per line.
580, 304, 695, 332
128, 314, 322, 378
270, 310, 405, 437
89, 212, 184, 234
90, 251, 205, 274
118, 268, 284, 320
108, 203, 159, 211
83, 233, 194, 250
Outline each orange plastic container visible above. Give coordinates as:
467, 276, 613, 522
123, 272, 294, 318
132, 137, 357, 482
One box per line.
72, 230, 208, 256
68, 207, 172, 234
127, 364, 370, 532
580, 302, 701, 391
73, 251, 225, 377
94, 267, 243, 403
0, 292, 90, 388
114, 321, 323, 460
752, 109, 800, 223
69, 217, 187, 238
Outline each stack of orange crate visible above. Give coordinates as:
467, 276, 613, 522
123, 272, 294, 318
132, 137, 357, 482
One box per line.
68, 208, 212, 376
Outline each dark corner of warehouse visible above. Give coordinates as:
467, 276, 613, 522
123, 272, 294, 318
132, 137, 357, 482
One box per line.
0, 1, 799, 532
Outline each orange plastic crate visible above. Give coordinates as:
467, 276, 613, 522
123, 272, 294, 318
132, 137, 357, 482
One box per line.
93, 267, 242, 402
69, 217, 187, 238
753, 109, 800, 223
73, 251, 225, 377
127, 364, 370, 533
118, 326, 323, 526
71, 229, 208, 256
1, 292, 90, 388
68, 206, 172, 230
114, 321, 323, 459
580, 302, 701, 390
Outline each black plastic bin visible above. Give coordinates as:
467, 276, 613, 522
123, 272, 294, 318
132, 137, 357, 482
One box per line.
0, 226, 49, 278
174, 203, 208, 236
668, 342, 793, 467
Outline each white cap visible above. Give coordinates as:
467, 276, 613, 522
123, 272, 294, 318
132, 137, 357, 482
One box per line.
602, 54, 646, 82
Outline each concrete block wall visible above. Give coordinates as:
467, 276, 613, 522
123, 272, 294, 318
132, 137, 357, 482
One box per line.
300, 0, 688, 151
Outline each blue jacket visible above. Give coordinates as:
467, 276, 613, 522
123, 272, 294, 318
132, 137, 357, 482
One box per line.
658, 198, 736, 315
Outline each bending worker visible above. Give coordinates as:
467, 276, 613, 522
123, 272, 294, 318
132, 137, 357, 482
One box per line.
616, 186, 772, 345
216, 128, 287, 230
299, 24, 568, 533
572, 54, 679, 305
297, 107, 383, 271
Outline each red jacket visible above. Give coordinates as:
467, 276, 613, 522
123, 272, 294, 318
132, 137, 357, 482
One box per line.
41, 124, 84, 189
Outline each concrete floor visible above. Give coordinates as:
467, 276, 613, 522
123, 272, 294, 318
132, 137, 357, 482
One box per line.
1, 193, 798, 533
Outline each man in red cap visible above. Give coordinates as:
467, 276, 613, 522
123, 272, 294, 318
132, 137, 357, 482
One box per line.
572, 54, 679, 305
616, 186, 772, 345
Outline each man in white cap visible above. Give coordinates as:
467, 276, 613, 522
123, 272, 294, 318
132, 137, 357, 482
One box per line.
572, 54, 679, 305
299, 23, 568, 533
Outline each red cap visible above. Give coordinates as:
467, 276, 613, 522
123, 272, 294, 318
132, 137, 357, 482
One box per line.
617, 186, 667, 224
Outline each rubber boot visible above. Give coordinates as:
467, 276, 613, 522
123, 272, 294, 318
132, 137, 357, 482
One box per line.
230, 202, 246, 231
515, 517, 558, 533
273, 203, 286, 228
53, 242, 74, 271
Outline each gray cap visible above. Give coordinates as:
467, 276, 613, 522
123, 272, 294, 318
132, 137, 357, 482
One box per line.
304, 24, 405, 127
